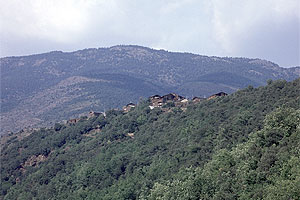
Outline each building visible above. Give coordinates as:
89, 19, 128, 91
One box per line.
149, 95, 163, 107
88, 111, 102, 118
192, 97, 205, 103
123, 103, 136, 112
162, 93, 185, 103
149, 93, 188, 108
207, 92, 228, 100
67, 118, 80, 124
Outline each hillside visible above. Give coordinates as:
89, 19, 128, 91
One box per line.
1, 78, 299, 199
1, 45, 299, 134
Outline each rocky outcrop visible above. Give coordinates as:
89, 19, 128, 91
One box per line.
23, 154, 47, 167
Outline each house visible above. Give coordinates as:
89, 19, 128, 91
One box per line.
181, 99, 189, 103
149, 95, 164, 107
192, 97, 204, 103
207, 92, 228, 100
150, 95, 162, 100
162, 93, 185, 103
88, 111, 102, 118
67, 118, 80, 124
162, 93, 186, 108
149, 93, 188, 108
123, 103, 136, 112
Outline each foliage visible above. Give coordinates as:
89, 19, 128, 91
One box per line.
147, 107, 300, 199
1, 78, 299, 199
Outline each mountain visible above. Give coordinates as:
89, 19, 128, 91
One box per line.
1, 79, 299, 199
1, 45, 299, 134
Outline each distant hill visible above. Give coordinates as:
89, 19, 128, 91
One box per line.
1, 45, 299, 134
1, 79, 299, 199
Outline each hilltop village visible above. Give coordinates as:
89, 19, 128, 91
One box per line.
122, 92, 227, 113
66, 92, 228, 124
1, 92, 228, 144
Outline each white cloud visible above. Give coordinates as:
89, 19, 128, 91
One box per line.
211, 0, 299, 55
0, 0, 93, 42
0, 0, 299, 66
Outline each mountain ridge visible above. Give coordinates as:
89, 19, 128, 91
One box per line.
1, 45, 299, 134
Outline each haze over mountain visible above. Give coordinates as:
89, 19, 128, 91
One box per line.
1, 45, 299, 134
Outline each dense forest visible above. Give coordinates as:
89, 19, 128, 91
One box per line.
1, 78, 299, 199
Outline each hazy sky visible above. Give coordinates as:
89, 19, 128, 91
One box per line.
0, 0, 299, 67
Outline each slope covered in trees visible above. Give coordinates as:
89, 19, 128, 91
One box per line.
148, 107, 300, 199
1, 45, 299, 134
1, 78, 299, 199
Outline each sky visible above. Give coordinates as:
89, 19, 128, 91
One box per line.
0, 0, 299, 67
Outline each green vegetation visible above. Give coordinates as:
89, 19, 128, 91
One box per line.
147, 107, 300, 199
1, 78, 299, 199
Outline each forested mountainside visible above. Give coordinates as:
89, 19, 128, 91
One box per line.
1, 79, 299, 199
1, 45, 299, 134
